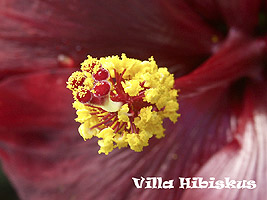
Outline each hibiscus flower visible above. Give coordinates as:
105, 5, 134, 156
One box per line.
0, 0, 266, 200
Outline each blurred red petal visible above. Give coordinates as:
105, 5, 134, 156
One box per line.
187, 0, 263, 35
175, 29, 266, 96
177, 0, 263, 35
0, 1, 266, 200
157, 0, 223, 76
0, 0, 221, 80
0, 69, 77, 155
187, 0, 221, 20
187, 0, 222, 21
181, 81, 267, 200
216, 0, 262, 33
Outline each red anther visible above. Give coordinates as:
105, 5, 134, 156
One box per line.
93, 80, 111, 97
93, 68, 110, 81
76, 89, 92, 103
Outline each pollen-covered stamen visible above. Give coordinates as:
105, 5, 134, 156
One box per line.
67, 54, 180, 155
81, 56, 102, 73
66, 71, 86, 90
82, 62, 99, 73
76, 88, 93, 103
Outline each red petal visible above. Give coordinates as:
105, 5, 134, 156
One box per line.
181, 80, 267, 200
0, 1, 266, 199
0, 1, 79, 79
156, 0, 223, 74
216, 0, 262, 33
175, 30, 266, 96
187, 0, 263, 36
0, 0, 220, 80
186, 0, 222, 21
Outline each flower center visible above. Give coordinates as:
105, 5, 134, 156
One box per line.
67, 54, 180, 155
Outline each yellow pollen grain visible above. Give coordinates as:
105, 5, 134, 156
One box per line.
172, 153, 178, 160
211, 35, 219, 43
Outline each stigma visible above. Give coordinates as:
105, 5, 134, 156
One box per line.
67, 54, 180, 155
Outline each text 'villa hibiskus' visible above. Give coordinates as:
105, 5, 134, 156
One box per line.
132, 177, 257, 189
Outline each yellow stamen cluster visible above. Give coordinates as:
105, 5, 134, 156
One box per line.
81, 55, 101, 73
67, 54, 180, 155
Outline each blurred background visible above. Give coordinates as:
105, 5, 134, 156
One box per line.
0, 165, 18, 200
